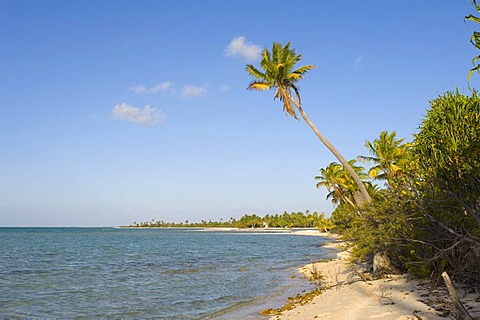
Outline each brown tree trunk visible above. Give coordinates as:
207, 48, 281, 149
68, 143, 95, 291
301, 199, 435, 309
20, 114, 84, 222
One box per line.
373, 250, 394, 275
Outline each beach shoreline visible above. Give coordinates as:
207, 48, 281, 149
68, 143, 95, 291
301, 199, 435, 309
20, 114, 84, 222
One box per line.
207, 229, 339, 320
118, 226, 331, 236
269, 236, 480, 320
116, 227, 480, 319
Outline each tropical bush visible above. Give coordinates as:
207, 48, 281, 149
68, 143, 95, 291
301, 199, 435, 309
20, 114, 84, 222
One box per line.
410, 91, 480, 282
318, 91, 480, 283
414, 90, 480, 225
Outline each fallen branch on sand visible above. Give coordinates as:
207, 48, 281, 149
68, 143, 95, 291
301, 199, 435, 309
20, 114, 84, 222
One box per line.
441, 271, 473, 320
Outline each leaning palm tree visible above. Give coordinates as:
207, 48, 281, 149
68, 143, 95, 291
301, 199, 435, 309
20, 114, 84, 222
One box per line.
246, 42, 372, 203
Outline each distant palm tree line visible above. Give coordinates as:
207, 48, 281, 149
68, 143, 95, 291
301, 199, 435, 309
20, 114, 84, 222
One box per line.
130, 211, 334, 231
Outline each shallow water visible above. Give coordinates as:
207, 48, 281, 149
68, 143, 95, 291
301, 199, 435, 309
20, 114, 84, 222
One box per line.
0, 227, 337, 319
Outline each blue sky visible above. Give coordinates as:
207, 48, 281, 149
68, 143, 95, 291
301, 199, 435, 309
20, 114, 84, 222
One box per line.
1, 1, 478, 226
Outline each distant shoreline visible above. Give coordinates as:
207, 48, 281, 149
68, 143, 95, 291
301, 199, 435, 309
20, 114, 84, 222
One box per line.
118, 226, 334, 237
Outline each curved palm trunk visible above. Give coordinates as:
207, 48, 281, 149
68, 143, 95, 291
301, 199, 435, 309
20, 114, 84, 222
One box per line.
297, 106, 372, 204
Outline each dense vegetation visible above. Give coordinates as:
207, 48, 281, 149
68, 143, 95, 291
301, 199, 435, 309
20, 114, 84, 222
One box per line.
130, 211, 334, 231
324, 91, 480, 284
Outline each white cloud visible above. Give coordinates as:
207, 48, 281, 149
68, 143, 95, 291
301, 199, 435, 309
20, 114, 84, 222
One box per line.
129, 82, 175, 94
111, 103, 166, 125
181, 85, 207, 98
225, 36, 261, 61
129, 85, 148, 93
151, 82, 174, 93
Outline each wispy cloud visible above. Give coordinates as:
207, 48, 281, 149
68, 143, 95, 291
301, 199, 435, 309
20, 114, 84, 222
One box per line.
129, 85, 148, 94
225, 36, 261, 61
151, 82, 174, 93
111, 103, 166, 125
128, 82, 207, 99
353, 56, 365, 68
129, 82, 174, 94
181, 85, 207, 98
218, 84, 230, 92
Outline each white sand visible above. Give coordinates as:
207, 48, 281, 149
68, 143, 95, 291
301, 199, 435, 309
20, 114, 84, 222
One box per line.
270, 239, 480, 320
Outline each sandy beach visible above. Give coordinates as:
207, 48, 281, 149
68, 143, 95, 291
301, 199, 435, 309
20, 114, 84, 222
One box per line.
269, 236, 480, 320
200, 227, 329, 236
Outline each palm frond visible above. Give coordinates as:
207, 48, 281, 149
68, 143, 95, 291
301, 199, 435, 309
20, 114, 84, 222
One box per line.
368, 166, 382, 179
315, 181, 329, 189
293, 65, 316, 76
466, 14, 480, 24
277, 88, 298, 119
247, 81, 271, 91
271, 42, 282, 66
469, 54, 480, 81
291, 83, 301, 106
246, 64, 266, 79
467, 2, 480, 81
326, 191, 339, 204
358, 155, 378, 163
261, 48, 271, 64
287, 73, 302, 81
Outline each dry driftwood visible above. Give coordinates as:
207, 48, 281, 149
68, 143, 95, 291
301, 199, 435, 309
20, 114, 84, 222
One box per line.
441, 271, 473, 320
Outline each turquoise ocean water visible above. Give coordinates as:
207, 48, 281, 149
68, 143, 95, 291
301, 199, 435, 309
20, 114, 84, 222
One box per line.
0, 228, 337, 319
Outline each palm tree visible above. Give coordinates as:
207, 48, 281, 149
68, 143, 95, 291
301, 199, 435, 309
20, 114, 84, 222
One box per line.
315, 160, 369, 207
315, 162, 348, 205
246, 42, 372, 204
358, 131, 409, 186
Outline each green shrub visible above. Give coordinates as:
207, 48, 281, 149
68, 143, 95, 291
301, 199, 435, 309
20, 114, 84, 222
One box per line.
411, 90, 480, 282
